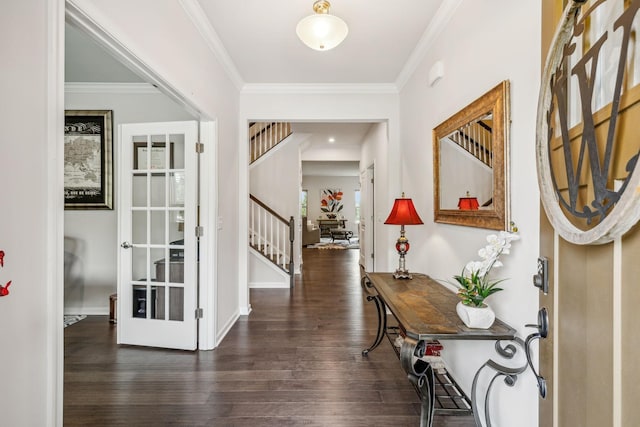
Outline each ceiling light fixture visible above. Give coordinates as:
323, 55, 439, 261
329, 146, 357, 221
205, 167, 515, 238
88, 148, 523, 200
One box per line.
296, 1, 348, 51
328, 137, 336, 143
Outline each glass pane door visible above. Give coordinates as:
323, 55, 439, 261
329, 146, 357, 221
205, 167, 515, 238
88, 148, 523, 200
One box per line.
118, 121, 197, 350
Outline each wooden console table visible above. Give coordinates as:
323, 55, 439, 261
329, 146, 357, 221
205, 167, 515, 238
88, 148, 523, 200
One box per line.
362, 272, 522, 427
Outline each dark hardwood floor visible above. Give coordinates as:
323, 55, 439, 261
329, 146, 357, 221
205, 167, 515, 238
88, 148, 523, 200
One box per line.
65, 248, 474, 426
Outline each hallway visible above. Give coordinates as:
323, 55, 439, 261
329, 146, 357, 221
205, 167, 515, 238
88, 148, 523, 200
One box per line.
64, 248, 473, 426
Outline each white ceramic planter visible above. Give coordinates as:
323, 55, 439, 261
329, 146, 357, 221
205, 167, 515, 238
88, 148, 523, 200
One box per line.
456, 301, 495, 329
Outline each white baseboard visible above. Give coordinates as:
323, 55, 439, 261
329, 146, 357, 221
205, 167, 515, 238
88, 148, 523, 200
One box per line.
249, 281, 289, 289
64, 306, 109, 316
215, 310, 239, 345
239, 304, 252, 316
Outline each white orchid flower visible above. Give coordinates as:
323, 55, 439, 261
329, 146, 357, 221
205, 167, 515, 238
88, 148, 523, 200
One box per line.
464, 261, 484, 276
498, 231, 520, 242
465, 230, 519, 279
454, 228, 520, 307
491, 260, 503, 268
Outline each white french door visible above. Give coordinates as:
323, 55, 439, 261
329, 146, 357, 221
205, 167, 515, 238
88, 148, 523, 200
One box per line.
117, 121, 198, 350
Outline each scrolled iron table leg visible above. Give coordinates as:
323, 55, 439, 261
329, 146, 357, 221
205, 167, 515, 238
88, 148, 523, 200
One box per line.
471, 338, 528, 427
361, 277, 387, 356
400, 337, 434, 427
362, 294, 386, 356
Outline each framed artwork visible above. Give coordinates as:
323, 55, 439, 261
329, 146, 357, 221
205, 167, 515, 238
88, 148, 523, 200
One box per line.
64, 110, 113, 210
134, 142, 174, 170
320, 188, 343, 218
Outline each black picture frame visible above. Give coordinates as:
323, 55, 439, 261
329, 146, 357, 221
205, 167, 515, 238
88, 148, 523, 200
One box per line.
64, 110, 113, 209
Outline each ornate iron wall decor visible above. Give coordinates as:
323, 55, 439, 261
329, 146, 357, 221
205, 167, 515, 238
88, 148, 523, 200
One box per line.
537, 0, 640, 244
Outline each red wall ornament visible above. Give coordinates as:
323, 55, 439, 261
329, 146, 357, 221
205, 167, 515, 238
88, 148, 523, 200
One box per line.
0, 249, 12, 297
0, 281, 11, 296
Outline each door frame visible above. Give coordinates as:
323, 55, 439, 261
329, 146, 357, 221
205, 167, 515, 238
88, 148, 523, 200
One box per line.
360, 163, 375, 271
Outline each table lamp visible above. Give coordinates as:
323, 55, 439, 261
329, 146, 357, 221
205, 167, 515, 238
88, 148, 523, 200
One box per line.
458, 191, 479, 210
384, 193, 424, 279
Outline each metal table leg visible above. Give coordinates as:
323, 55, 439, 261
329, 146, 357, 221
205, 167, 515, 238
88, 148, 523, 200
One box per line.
400, 337, 435, 427
470, 339, 528, 427
361, 277, 386, 356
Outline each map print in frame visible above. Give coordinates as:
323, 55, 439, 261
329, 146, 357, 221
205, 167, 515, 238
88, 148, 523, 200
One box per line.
64, 110, 113, 209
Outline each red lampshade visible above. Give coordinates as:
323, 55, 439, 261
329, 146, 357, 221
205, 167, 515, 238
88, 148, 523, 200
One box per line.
458, 197, 479, 210
384, 197, 424, 225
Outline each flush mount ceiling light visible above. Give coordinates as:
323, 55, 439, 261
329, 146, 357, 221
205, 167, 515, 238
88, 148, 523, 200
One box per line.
296, 1, 348, 51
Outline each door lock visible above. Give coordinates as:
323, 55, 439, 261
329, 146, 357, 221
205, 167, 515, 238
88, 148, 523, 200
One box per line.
533, 256, 549, 294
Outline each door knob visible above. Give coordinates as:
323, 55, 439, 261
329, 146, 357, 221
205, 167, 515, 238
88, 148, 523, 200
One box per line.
525, 307, 548, 398
525, 306, 549, 338
121, 241, 133, 249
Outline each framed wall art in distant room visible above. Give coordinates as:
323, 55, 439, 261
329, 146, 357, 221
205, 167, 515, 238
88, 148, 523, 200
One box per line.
64, 110, 113, 209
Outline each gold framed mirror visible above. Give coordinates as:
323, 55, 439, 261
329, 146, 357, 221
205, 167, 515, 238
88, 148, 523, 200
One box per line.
433, 80, 510, 230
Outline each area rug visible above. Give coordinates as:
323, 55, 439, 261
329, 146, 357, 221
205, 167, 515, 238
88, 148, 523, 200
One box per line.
314, 243, 348, 250
64, 315, 86, 328
306, 238, 359, 250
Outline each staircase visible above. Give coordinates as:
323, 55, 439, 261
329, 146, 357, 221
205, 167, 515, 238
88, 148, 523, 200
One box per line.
249, 194, 295, 288
447, 116, 493, 168
249, 122, 293, 165
248, 121, 295, 288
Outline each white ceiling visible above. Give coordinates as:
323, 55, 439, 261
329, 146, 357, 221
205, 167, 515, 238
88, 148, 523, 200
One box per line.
302, 161, 360, 177
296, 122, 371, 176
65, 1, 447, 171
197, 0, 445, 85
293, 122, 372, 149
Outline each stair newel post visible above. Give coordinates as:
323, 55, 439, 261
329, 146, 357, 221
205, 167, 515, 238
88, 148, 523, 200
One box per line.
289, 216, 295, 288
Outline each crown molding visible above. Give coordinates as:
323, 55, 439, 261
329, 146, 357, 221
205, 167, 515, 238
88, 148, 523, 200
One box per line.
64, 82, 160, 94
241, 83, 398, 95
178, 0, 244, 91
395, 0, 463, 91
66, 0, 204, 119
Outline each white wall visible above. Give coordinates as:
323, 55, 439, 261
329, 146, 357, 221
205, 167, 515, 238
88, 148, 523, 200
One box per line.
250, 137, 301, 221
301, 143, 361, 161
302, 175, 360, 237
248, 248, 290, 288
399, 1, 542, 425
64, 87, 195, 314
360, 122, 396, 271
0, 0, 64, 425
